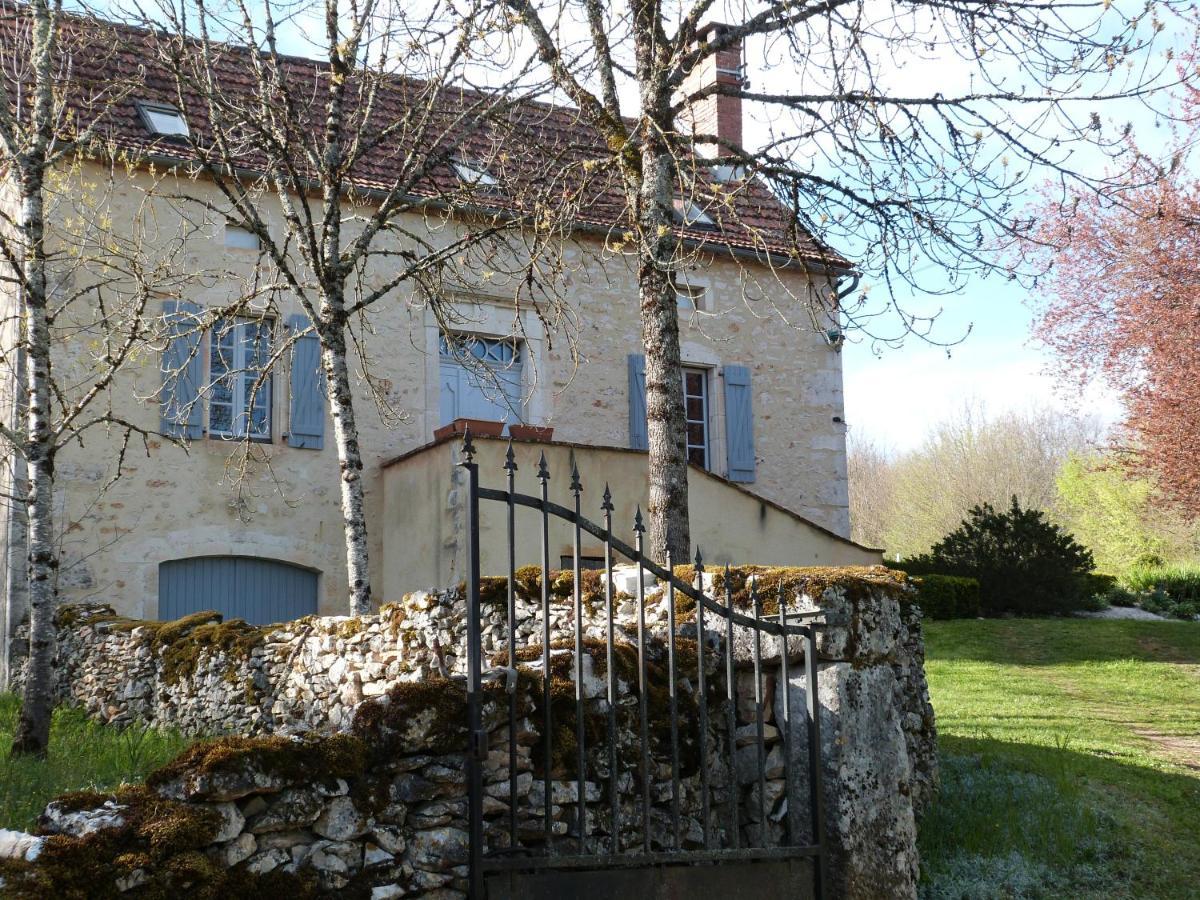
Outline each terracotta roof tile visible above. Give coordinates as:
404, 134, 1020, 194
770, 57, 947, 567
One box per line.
2, 4, 849, 269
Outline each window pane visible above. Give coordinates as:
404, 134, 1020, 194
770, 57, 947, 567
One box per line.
686, 397, 704, 420
688, 446, 707, 467
687, 422, 706, 446
210, 400, 232, 434
685, 371, 705, 394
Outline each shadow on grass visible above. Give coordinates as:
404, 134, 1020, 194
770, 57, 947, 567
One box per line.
920, 735, 1200, 900
923, 619, 1200, 667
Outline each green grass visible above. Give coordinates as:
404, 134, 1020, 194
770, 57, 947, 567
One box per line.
920, 619, 1200, 899
0, 694, 191, 832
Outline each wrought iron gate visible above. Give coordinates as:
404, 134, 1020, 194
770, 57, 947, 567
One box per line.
460, 433, 829, 899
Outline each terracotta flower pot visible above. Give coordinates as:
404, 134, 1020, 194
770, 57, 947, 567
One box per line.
508, 424, 555, 442
433, 417, 505, 440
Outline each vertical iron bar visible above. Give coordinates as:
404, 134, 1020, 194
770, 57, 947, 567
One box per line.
537, 452, 553, 848
806, 628, 829, 897
461, 432, 484, 900
695, 550, 710, 849
777, 584, 794, 847
570, 462, 587, 851
634, 509, 651, 854
724, 565, 739, 850
752, 578, 767, 842
504, 443, 519, 853
602, 485, 618, 852
665, 550, 681, 850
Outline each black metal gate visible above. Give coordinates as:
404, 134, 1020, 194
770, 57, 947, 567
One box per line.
460, 433, 829, 899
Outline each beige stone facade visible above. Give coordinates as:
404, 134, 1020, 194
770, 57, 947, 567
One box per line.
0, 160, 861, 632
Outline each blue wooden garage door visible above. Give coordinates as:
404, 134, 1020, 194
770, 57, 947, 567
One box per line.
159, 556, 318, 625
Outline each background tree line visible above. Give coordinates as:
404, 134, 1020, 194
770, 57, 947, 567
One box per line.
848, 403, 1200, 578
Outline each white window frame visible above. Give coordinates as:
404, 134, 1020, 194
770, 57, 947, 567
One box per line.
683, 366, 711, 469
135, 100, 190, 138
208, 318, 273, 441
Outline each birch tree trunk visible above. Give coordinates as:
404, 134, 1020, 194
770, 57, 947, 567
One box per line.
12, 162, 58, 757
319, 316, 372, 615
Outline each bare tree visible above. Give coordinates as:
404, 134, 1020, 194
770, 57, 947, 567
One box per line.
502, 0, 1186, 562
0, 0, 198, 754
854, 403, 1104, 558
846, 432, 893, 551
138, 0, 571, 614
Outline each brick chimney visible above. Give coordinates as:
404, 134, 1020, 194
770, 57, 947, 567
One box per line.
676, 23, 746, 155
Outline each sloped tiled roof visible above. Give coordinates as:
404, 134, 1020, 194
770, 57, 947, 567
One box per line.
2, 3, 849, 269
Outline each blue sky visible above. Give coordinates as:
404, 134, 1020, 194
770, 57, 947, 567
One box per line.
839, 274, 1125, 453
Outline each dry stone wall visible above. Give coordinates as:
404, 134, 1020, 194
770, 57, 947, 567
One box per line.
6, 565, 936, 899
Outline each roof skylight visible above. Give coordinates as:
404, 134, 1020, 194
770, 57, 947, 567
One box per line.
136, 101, 190, 138
451, 158, 499, 189
673, 198, 715, 228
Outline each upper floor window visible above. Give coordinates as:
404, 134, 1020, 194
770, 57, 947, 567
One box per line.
674, 278, 706, 312
683, 367, 710, 468
136, 100, 190, 138
439, 334, 523, 430
225, 224, 260, 250
210, 319, 272, 440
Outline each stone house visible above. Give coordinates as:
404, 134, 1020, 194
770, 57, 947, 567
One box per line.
0, 16, 878, 680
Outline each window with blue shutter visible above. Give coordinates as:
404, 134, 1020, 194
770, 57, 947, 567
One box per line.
287, 314, 326, 449
628, 354, 648, 450
160, 299, 204, 440
723, 364, 756, 482
438, 335, 523, 429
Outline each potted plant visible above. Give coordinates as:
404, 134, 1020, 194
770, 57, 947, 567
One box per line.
433, 417, 505, 440
508, 424, 555, 441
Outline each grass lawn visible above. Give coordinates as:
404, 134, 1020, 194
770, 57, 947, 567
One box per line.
920, 619, 1200, 899
0, 694, 190, 832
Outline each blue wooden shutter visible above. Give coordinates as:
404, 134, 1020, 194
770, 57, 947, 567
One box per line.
723, 364, 756, 482
160, 299, 204, 439
628, 354, 648, 450
288, 314, 326, 449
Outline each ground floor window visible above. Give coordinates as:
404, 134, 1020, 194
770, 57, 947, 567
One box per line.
683, 367, 710, 469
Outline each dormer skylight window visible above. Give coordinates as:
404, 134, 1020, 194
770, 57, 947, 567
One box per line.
710, 164, 747, 183
451, 158, 499, 190
136, 101, 189, 138
673, 198, 715, 229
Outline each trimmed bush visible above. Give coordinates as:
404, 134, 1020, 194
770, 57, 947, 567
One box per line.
913, 574, 981, 620
922, 497, 1096, 617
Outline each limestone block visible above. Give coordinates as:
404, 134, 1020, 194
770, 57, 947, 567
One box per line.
204, 802, 245, 842
780, 661, 918, 900
314, 796, 370, 841
246, 788, 323, 833
39, 799, 126, 837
